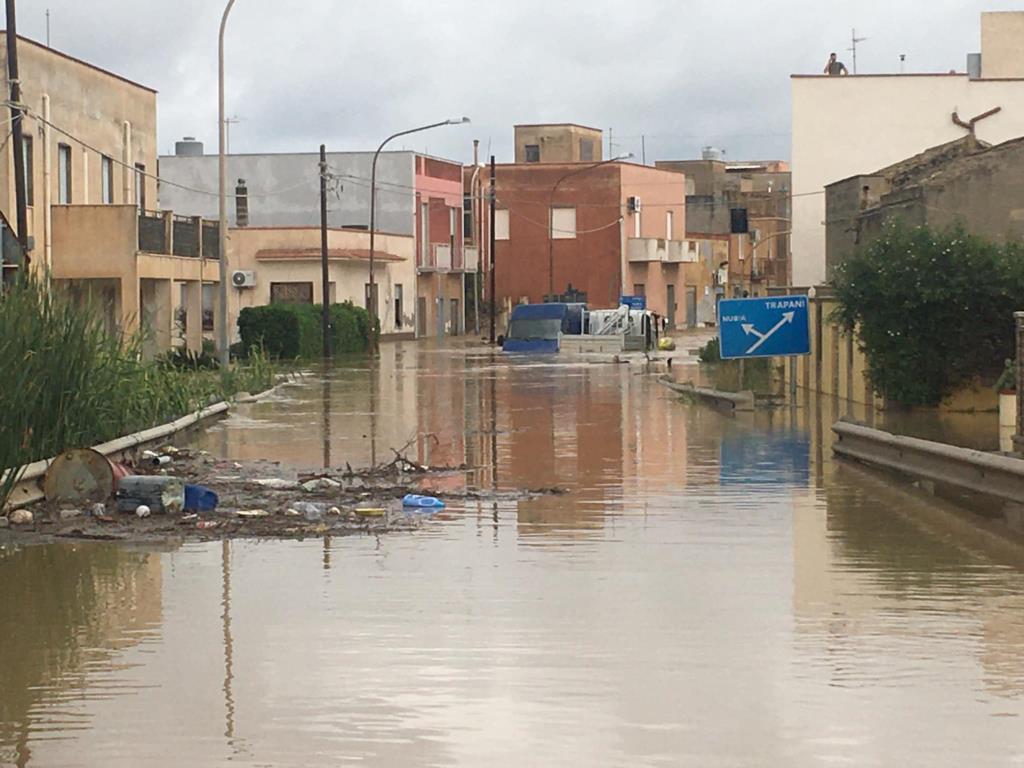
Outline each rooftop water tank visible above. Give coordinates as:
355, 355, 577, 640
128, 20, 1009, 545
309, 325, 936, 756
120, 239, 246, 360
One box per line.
701, 146, 725, 161
175, 137, 204, 156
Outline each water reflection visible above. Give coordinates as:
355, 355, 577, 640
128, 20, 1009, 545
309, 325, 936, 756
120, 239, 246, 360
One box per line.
4, 340, 1024, 765
0, 544, 162, 767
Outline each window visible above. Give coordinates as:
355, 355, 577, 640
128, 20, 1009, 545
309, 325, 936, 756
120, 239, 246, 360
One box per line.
524, 144, 540, 163
58, 143, 72, 204
633, 209, 641, 238
666, 210, 674, 240
463, 193, 473, 238
135, 163, 146, 210
449, 206, 458, 247
22, 135, 33, 206
580, 138, 594, 162
550, 207, 576, 239
395, 284, 404, 329
495, 209, 510, 240
270, 282, 313, 304
101, 156, 114, 204
633, 283, 646, 297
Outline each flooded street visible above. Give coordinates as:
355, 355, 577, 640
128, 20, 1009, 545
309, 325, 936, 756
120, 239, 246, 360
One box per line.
3, 339, 1024, 766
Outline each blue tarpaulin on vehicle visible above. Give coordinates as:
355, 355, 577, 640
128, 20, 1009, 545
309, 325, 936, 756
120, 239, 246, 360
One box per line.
510, 304, 569, 320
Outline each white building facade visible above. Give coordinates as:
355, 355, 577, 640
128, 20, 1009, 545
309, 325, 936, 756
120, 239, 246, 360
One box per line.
790, 11, 1024, 286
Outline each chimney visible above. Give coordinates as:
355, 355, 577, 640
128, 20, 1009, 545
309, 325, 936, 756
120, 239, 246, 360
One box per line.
967, 53, 982, 80
235, 178, 249, 227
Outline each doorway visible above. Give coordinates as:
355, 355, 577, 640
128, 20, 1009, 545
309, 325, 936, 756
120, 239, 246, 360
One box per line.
685, 286, 697, 328
666, 284, 676, 330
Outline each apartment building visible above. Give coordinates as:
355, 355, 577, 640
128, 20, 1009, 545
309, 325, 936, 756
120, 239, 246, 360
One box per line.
492, 160, 697, 327
159, 148, 470, 339
0, 33, 215, 355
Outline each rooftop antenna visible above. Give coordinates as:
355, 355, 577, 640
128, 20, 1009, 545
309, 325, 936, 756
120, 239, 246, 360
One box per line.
849, 28, 868, 74
224, 115, 241, 154
899, 53, 906, 73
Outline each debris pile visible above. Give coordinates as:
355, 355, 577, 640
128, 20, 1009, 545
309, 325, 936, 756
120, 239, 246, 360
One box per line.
2, 441, 564, 543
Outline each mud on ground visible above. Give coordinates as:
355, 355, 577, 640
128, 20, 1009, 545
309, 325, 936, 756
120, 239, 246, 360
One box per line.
2, 446, 566, 544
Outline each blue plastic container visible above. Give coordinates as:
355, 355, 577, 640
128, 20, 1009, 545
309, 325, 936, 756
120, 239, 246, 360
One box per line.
402, 494, 445, 509
185, 484, 219, 512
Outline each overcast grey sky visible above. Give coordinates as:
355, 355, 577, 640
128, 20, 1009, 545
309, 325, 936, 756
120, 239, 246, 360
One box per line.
15, 0, 1023, 164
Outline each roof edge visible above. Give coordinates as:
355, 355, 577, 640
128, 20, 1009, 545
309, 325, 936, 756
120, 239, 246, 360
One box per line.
0, 31, 157, 93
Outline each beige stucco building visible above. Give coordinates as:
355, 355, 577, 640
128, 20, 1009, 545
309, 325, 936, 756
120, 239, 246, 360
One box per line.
0, 34, 215, 354
514, 124, 604, 164
0, 35, 157, 257
790, 11, 1024, 287
226, 226, 416, 338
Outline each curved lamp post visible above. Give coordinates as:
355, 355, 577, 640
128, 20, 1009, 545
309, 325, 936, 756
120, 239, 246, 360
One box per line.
546, 153, 632, 297
217, 0, 236, 370
368, 117, 470, 350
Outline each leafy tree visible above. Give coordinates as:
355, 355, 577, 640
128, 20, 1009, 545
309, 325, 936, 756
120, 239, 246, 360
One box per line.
832, 222, 1024, 407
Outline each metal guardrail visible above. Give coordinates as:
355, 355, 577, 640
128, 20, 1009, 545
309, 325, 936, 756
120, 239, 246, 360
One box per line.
832, 420, 1024, 503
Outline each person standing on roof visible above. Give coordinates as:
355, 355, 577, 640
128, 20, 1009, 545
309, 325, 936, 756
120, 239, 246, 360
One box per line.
824, 52, 849, 76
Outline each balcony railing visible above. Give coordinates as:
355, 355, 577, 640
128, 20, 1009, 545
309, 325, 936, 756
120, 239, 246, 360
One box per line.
137, 210, 220, 259
417, 243, 477, 273
626, 238, 696, 264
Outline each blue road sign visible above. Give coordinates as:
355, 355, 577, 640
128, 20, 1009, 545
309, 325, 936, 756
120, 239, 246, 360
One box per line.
718, 295, 810, 359
620, 295, 647, 310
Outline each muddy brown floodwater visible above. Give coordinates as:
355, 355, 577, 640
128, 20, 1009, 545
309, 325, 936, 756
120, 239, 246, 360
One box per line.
3, 336, 1024, 767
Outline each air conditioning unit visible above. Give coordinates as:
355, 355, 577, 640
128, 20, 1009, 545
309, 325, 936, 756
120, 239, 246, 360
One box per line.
627, 196, 642, 213
231, 270, 256, 288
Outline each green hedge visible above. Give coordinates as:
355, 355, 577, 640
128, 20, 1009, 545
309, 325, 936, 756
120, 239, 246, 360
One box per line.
237, 302, 374, 359
833, 222, 1024, 407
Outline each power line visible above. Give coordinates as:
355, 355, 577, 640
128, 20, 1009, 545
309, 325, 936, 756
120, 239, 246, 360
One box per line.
9, 103, 335, 201
496, 200, 623, 235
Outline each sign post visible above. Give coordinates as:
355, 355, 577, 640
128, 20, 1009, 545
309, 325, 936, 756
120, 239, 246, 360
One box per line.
718, 295, 810, 360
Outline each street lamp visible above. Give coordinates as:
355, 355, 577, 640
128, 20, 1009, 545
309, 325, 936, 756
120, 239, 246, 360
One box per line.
217, 0, 236, 370
367, 117, 470, 350
546, 153, 632, 298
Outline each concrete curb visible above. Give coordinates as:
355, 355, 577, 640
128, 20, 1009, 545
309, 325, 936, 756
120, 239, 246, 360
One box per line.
659, 378, 755, 412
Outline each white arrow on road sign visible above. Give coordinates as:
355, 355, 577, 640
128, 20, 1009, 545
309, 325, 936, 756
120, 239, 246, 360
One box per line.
742, 311, 794, 354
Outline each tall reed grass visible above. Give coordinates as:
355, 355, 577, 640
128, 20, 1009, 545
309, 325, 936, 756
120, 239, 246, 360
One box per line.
0, 275, 273, 507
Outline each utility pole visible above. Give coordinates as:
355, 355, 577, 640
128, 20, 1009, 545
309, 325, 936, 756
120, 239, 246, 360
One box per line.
472, 138, 480, 336
217, 0, 236, 371
6, 0, 29, 269
45, 8, 50, 46
488, 155, 496, 344
319, 144, 331, 358
641, 135, 646, 166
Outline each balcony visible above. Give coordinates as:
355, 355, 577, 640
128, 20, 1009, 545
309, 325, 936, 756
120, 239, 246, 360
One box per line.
464, 246, 479, 272
418, 243, 476, 273
138, 210, 220, 259
627, 238, 697, 264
